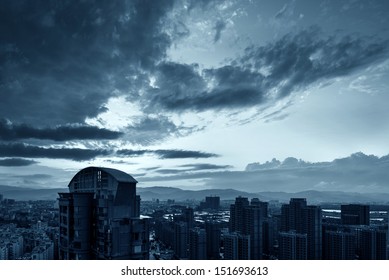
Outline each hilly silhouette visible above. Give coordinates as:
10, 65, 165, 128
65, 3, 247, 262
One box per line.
2, 185, 389, 204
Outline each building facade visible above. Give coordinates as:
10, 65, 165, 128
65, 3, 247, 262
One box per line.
58, 167, 149, 260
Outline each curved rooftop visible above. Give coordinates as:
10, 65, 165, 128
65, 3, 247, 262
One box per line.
69, 166, 138, 185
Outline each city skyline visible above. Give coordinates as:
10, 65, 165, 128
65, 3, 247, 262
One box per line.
1, 0, 389, 192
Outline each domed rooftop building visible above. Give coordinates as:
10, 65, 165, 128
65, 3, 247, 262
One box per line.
58, 167, 149, 260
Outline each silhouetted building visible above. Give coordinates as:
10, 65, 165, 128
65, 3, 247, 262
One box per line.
341, 204, 370, 226
223, 232, 250, 260
174, 221, 188, 259
262, 218, 277, 258
323, 230, 356, 260
183, 207, 194, 230
200, 196, 220, 210
189, 227, 206, 260
205, 221, 221, 259
280, 198, 322, 259
278, 231, 307, 260
229, 197, 268, 259
229, 197, 249, 233
58, 167, 149, 260
356, 226, 387, 260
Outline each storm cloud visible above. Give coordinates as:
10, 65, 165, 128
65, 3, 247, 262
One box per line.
142, 153, 389, 193
0, 0, 175, 126
145, 28, 388, 113
0, 119, 122, 141
124, 115, 199, 145
0, 158, 38, 167
117, 149, 219, 159
0, 143, 111, 161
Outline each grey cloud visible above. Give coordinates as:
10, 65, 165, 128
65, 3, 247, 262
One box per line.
0, 158, 38, 167
142, 152, 389, 193
13, 174, 52, 180
155, 150, 218, 159
213, 20, 226, 43
0, 119, 122, 141
146, 28, 388, 113
275, 4, 288, 19
179, 163, 232, 170
147, 63, 264, 112
124, 115, 198, 145
0, 143, 111, 161
153, 163, 232, 174
154, 169, 184, 175
0, 0, 175, 126
117, 149, 218, 159
240, 27, 388, 98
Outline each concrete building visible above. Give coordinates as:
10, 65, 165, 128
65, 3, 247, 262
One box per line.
200, 196, 220, 210
323, 230, 356, 260
278, 231, 307, 260
280, 198, 322, 259
341, 204, 370, 226
229, 197, 267, 259
205, 220, 221, 259
58, 167, 149, 260
189, 227, 206, 260
356, 226, 387, 260
223, 232, 250, 260
174, 221, 188, 259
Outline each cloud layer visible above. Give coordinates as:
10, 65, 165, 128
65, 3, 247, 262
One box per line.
142, 153, 389, 193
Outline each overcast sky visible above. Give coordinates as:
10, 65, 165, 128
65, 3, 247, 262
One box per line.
1, 0, 389, 193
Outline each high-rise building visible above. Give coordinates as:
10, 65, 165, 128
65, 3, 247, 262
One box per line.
323, 230, 356, 260
174, 221, 188, 259
229, 197, 267, 259
280, 198, 322, 259
356, 226, 387, 260
229, 197, 249, 233
205, 220, 221, 259
278, 231, 307, 260
341, 204, 370, 226
223, 232, 250, 260
200, 196, 220, 210
58, 167, 149, 260
189, 227, 206, 260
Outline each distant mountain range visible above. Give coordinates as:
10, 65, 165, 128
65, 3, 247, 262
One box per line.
1, 185, 389, 204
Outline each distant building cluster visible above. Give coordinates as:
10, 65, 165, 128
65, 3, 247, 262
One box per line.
1, 166, 389, 260
151, 196, 388, 260
0, 199, 58, 260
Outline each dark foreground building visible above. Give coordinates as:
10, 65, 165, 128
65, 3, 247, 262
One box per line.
58, 167, 149, 260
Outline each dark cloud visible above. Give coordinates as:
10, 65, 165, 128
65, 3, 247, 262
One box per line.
104, 159, 135, 165
146, 63, 264, 112
145, 28, 388, 113
13, 174, 52, 179
0, 119, 122, 141
155, 150, 218, 159
241, 27, 388, 98
117, 149, 218, 159
274, 4, 288, 19
154, 169, 184, 175
0, 0, 175, 126
179, 163, 232, 170
0, 143, 111, 161
153, 163, 231, 174
124, 115, 199, 145
0, 158, 38, 167
213, 20, 226, 43
142, 152, 389, 193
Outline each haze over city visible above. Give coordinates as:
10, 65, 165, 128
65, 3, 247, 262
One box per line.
1, 0, 389, 193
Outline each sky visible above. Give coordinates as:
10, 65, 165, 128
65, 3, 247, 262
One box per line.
1, 0, 389, 193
